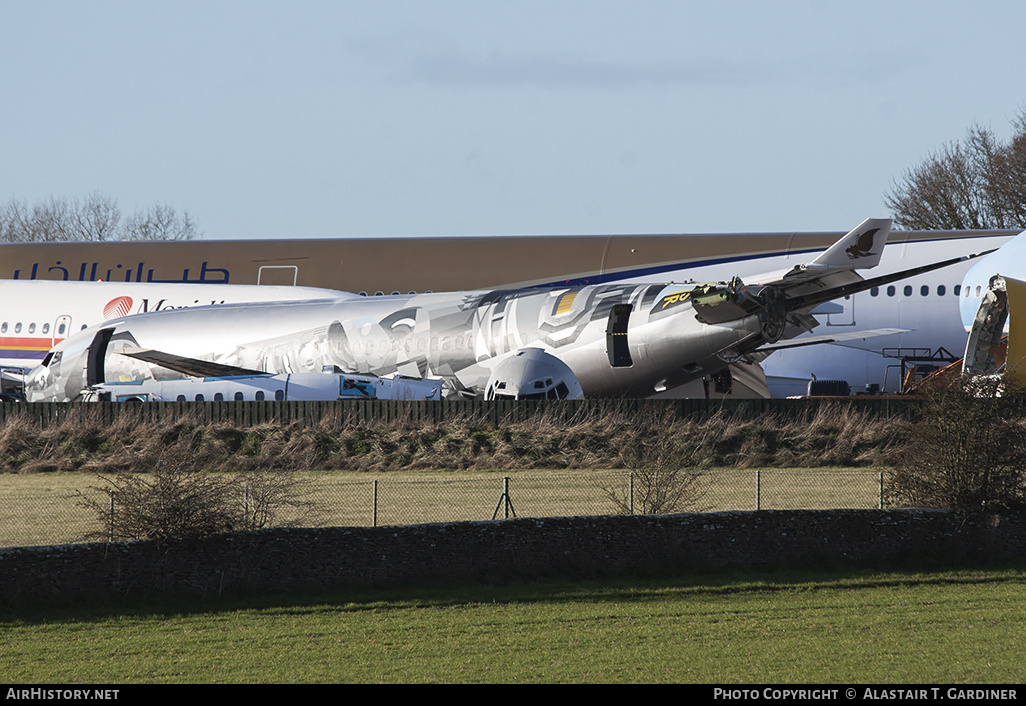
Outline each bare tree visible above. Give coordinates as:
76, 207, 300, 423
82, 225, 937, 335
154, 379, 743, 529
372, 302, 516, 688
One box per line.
73, 192, 123, 242
121, 203, 199, 241
603, 431, 707, 515
0, 197, 76, 242
988, 112, 1026, 227
885, 110, 1026, 230
81, 451, 313, 542
0, 194, 200, 242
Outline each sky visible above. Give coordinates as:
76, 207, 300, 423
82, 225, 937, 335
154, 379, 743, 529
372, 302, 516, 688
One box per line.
3, 1, 1026, 240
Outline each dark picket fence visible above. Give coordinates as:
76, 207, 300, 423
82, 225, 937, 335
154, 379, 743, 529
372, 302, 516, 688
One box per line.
0, 397, 926, 428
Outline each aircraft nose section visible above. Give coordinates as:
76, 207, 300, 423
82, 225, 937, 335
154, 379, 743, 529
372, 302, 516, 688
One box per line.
960, 228, 1026, 330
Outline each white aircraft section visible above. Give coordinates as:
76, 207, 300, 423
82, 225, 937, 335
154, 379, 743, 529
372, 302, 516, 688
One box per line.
0, 280, 355, 372
959, 229, 1026, 331
2, 224, 1016, 400
23, 219, 995, 403
87, 371, 443, 403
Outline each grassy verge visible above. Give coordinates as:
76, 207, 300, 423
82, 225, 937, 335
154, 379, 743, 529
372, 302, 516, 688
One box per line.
2, 567, 1023, 683
1, 467, 887, 548
0, 402, 905, 474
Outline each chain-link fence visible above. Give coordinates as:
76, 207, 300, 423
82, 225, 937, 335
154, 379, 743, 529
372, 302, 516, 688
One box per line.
1, 469, 888, 549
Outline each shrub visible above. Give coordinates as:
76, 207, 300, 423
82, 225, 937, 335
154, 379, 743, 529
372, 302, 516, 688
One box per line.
603, 429, 707, 515
81, 450, 310, 541
886, 376, 1026, 514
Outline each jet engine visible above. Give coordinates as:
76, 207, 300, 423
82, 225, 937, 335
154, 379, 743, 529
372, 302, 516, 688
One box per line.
484, 348, 584, 400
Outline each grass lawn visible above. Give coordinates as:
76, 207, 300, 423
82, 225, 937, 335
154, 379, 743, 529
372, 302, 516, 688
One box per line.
1, 567, 1024, 683
1, 468, 886, 548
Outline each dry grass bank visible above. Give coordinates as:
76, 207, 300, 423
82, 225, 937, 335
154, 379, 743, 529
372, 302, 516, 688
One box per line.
0, 403, 908, 475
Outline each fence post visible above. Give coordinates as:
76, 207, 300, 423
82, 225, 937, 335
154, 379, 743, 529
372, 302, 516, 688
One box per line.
878, 471, 884, 509
629, 472, 634, 515
372, 480, 378, 527
503, 476, 511, 519
491, 476, 517, 519
756, 470, 761, 511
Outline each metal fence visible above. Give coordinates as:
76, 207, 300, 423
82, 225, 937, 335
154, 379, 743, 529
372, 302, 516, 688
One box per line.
0, 397, 925, 428
1, 469, 887, 549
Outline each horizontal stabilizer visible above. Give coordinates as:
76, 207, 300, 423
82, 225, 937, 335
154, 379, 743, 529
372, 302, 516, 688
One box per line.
115, 347, 266, 379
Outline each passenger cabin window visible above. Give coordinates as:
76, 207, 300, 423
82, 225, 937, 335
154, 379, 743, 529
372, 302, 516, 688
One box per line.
275, 389, 285, 401
255, 391, 265, 401
938, 285, 946, 296
234, 392, 244, 401
176, 395, 187, 402
195, 394, 204, 401
214, 393, 224, 401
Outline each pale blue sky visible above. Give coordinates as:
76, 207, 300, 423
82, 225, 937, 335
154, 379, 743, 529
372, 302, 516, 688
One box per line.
3, 1, 1025, 239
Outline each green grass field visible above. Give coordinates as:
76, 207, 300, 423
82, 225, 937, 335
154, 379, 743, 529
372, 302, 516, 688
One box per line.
1, 468, 885, 547
2, 567, 1024, 683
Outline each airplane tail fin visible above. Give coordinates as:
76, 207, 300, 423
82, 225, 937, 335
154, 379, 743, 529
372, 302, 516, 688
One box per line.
807, 218, 891, 271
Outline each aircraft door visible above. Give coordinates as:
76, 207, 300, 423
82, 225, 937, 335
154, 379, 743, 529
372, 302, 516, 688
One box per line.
824, 295, 855, 326
52, 315, 72, 346
606, 304, 633, 367
257, 265, 299, 286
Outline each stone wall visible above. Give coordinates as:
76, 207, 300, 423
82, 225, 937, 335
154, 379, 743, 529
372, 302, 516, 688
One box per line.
2, 510, 1024, 602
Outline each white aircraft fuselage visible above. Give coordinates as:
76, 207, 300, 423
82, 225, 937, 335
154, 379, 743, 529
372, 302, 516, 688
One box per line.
0, 280, 349, 371
27, 283, 761, 402
23, 219, 997, 402
2, 225, 1016, 398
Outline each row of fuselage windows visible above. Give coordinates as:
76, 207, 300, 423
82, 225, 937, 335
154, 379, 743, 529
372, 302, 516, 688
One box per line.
0, 321, 85, 336
173, 390, 287, 402
372, 285, 990, 299
0, 284, 994, 338
869, 284, 989, 298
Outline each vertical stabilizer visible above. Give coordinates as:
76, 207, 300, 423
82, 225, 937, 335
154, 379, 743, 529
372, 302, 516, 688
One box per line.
808, 218, 891, 270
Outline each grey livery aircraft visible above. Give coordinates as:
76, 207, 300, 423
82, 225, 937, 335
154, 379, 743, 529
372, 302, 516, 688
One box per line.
1, 224, 1016, 396
24, 220, 992, 402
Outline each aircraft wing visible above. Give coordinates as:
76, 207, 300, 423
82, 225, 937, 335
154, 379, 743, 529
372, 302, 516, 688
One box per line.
115, 347, 267, 379
756, 328, 910, 352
